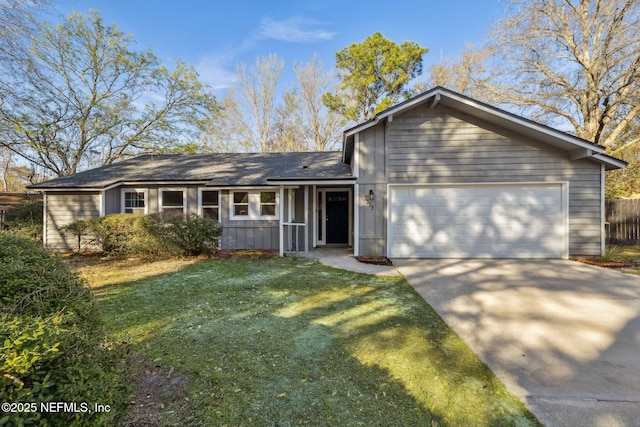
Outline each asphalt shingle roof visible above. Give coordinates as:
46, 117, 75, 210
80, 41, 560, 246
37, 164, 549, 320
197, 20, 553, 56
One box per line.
29, 152, 353, 189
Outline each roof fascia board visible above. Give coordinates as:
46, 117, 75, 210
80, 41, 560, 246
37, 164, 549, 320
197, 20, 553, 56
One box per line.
204, 185, 282, 190
28, 187, 105, 192
119, 180, 210, 186
343, 91, 439, 138
266, 179, 356, 185
32, 180, 212, 191
591, 153, 627, 170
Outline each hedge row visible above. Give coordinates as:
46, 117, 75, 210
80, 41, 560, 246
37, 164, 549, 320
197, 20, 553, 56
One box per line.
0, 234, 130, 426
62, 213, 223, 257
1, 200, 43, 241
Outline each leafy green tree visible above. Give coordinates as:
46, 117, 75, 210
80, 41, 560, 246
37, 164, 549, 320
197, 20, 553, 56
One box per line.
0, 0, 47, 68
0, 10, 217, 177
323, 32, 428, 121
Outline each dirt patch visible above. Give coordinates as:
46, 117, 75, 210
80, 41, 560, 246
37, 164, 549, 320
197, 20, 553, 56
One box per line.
124, 354, 191, 427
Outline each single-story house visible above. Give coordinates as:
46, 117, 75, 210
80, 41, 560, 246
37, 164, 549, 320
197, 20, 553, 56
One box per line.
29, 87, 626, 258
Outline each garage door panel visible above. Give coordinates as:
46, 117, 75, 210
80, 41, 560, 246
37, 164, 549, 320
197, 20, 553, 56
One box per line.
389, 184, 566, 258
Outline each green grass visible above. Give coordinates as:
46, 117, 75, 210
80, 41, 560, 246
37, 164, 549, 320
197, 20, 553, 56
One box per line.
595, 244, 640, 275
75, 256, 541, 426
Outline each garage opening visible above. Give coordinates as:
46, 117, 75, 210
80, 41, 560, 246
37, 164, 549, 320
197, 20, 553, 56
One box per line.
388, 183, 567, 258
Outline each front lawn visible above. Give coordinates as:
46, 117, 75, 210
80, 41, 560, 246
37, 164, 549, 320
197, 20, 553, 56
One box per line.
616, 245, 640, 275
74, 256, 540, 426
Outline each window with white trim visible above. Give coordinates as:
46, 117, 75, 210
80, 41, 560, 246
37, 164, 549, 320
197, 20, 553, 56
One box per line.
160, 188, 186, 216
232, 191, 249, 216
230, 190, 279, 220
199, 189, 219, 220
122, 189, 147, 214
260, 191, 276, 216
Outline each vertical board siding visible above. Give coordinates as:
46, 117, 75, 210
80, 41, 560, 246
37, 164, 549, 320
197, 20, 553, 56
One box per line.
221, 225, 279, 250
376, 104, 603, 257
606, 199, 640, 244
105, 188, 120, 214
46, 192, 101, 251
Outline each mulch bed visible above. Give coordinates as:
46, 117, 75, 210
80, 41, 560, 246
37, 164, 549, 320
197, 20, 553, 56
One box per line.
356, 256, 393, 266
577, 259, 631, 268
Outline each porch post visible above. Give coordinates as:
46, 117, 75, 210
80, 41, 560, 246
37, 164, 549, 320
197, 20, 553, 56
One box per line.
304, 185, 309, 257
312, 185, 317, 247
279, 185, 285, 256
353, 184, 359, 256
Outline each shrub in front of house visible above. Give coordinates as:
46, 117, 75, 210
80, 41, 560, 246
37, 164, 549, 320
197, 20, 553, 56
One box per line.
2, 199, 43, 241
142, 213, 223, 257
62, 213, 222, 257
97, 214, 166, 255
62, 214, 166, 256
0, 234, 130, 427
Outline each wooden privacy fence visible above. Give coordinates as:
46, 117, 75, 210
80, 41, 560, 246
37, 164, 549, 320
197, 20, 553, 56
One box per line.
606, 199, 640, 245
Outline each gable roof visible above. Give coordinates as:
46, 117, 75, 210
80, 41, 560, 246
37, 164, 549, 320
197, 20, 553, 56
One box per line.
29, 152, 352, 190
343, 86, 626, 170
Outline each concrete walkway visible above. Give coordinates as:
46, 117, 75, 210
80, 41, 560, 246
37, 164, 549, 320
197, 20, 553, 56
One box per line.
310, 247, 400, 276
394, 259, 640, 427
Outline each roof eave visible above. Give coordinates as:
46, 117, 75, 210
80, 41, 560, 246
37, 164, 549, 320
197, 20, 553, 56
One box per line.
341, 86, 627, 169
267, 178, 356, 185
591, 153, 627, 170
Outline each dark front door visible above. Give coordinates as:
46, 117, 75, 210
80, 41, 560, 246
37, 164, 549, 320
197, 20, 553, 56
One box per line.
326, 191, 349, 244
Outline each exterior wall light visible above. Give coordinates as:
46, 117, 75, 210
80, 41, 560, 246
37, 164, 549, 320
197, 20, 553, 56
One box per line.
365, 188, 375, 210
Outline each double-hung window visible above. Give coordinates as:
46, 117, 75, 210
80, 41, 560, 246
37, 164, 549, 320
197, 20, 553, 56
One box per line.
260, 191, 276, 216
199, 189, 220, 220
232, 191, 249, 217
160, 188, 187, 216
230, 190, 278, 220
122, 189, 147, 214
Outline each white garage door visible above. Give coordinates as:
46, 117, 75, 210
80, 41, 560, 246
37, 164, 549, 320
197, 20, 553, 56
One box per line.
389, 183, 567, 258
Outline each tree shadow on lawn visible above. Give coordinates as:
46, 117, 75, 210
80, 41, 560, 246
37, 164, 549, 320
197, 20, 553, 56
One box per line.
89, 256, 540, 427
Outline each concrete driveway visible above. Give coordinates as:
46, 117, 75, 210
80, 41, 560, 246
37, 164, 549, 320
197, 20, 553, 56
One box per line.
394, 259, 640, 427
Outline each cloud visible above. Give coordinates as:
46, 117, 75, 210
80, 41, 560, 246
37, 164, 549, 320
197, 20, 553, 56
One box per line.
195, 52, 238, 93
193, 16, 335, 93
257, 17, 335, 43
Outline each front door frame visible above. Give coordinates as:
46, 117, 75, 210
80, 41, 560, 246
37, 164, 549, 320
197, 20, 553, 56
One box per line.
315, 187, 352, 247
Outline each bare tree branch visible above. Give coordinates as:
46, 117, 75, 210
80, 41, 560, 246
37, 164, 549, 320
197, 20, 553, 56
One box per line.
0, 10, 217, 177
487, 0, 640, 148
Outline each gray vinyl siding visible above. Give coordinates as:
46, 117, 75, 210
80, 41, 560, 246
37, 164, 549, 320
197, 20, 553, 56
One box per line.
50, 186, 281, 252
218, 190, 279, 251
112, 186, 281, 251
355, 125, 388, 256
221, 223, 279, 250
356, 104, 603, 257
105, 188, 120, 214
45, 192, 101, 251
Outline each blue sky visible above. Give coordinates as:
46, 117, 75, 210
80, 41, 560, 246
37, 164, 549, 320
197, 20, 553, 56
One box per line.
49, 0, 508, 95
